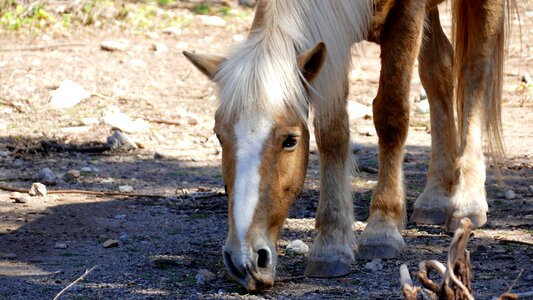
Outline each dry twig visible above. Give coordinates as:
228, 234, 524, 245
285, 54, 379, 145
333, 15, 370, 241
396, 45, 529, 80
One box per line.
0, 43, 87, 52
53, 265, 98, 300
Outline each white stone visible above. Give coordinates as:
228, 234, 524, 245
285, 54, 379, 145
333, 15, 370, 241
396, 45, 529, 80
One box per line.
232, 34, 245, 42
100, 39, 129, 51
80, 117, 99, 125
38, 168, 56, 185
416, 100, 430, 114
347, 101, 373, 120
54, 242, 68, 249
118, 185, 134, 193
106, 130, 138, 150
364, 259, 383, 272
29, 183, 47, 197
161, 26, 182, 35
0, 151, 8, 157
130, 59, 147, 68
104, 111, 149, 133
49, 80, 91, 109
419, 88, 427, 100
504, 189, 517, 200
198, 15, 226, 27
286, 239, 309, 255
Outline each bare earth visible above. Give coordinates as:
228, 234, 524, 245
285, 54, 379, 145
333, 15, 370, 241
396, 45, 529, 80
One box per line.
0, 3, 532, 300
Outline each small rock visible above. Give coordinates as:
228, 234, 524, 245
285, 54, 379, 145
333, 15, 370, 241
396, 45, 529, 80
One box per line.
187, 117, 198, 126
504, 189, 516, 200
286, 239, 309, 255
100, 39, 129, 52
104, 111, 149, 133
107, 130, 139, 151
49, 80, 91, 109
161, 26, 182, 35
55, 242, 68, 249
102, 239, 119, 248
38, 167, 57, 185
416, 100, 430, 114
130, 59, 147, 68
347, 101, 373, 120
528, 185, 533, 194
10, 192, 30, 203
114, 214, 127, 220
0, 151, 8, 157
150, 42, 168, 53
80, 117, 99, 125
196, 269, 216, 285
358, 126, 376, 137
119, 234, 129, 241
364, 259, 383, 272
522, 72, 532, 84
0, 252, 16, 259
63, 170, 80, 182
419, 88, 427, 100
80, 167, 94, 174
198, 15, 226, 27
29, 183, 47, 197
118, 185, 134, 193
9, 192, 23, 200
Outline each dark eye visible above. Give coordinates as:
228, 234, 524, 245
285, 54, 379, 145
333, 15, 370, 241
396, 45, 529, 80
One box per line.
282, 135, 298, 150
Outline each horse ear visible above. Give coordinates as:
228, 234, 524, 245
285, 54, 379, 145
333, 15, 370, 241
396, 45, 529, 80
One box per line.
297, 42, 327, 82
183, 51, 226, 79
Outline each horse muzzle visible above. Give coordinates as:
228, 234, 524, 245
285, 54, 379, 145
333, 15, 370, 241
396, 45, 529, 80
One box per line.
223, 241, 277, 291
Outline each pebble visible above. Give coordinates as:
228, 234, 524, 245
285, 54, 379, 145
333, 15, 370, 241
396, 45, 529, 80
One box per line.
161, 26, 182, 35
196, 269, 216, 285
10, 192, 30, 203
187, 117, 198, 126
364, 259, 383, 272
80, 167, 95, 174
286, 239, 309, 255
100, 39, 129, 51
63, 170, 80, 182
528, 185, 533, 194
347, 101, 373, 120
29, 183, 47, 197
504, 189, 516, 200
198, 15, 226, 27
130, 59, 148, 68
416, 100, 430, 114
55, 242, 68, 249
419, 88, 427, 100
119, 234, 129, 241
232, 34, 245, 42
114, 214, 127, 220
49, 80, 91, 109
102, 239, 119, 248
80, 117, 99, 125
106, 130, 138, 151
118, 185, 134, 193
0, 151, 8, 157
150, 42, 168, 53
38, 168, 57, 185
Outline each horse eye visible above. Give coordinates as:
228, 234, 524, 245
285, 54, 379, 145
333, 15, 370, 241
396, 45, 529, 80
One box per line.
282, 135, 298, 150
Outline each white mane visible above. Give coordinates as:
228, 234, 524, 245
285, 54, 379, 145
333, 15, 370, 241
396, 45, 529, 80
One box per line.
214, 0, 373, 122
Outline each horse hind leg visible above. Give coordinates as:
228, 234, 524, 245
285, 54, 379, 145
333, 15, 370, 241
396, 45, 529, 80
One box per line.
445, 0, 505, 231
411, 7, 458, 225
358, 0, 426, 259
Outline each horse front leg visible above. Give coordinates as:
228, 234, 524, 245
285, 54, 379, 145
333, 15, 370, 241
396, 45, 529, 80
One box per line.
411, 7, 458, 225
305, 98, 356, 277
358, 1, 426, 259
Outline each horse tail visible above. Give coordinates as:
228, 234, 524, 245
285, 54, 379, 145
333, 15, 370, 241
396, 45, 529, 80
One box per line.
452, 0, 508, 176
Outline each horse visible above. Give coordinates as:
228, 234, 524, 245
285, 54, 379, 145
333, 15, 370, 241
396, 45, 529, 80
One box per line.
183, 0, 507, 291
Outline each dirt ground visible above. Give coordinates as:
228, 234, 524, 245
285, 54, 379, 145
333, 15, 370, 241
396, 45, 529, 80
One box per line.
0, 2, 532, 299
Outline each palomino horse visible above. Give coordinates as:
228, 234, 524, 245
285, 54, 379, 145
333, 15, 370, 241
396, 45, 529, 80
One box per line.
184, 0, 506, 291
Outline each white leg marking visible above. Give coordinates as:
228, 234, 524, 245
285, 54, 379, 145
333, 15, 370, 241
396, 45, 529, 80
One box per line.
233, 116, 273, 245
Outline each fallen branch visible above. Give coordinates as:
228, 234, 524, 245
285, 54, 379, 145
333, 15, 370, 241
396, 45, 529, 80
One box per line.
141, 117, 181, 126
496, 238, 533, 247
0, 97, 24, 112
0, 183, 225, 200
53, 265, 98, 300
41, 141, 111, 154
0, 43, 87, 52
276, 275, 306, 282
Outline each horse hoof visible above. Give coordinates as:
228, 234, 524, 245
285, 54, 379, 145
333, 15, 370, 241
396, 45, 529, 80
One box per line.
447, 211, 486, 232
410, 207, 447, 225
305, 260, 351, 278
357, 243, 402, 259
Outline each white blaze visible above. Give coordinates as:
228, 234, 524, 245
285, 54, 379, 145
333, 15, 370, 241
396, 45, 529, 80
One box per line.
233, 116, 273, 245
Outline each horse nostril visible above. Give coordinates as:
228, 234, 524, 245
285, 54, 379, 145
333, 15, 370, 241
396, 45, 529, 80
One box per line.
256, 249, 270, 269
224, 251, 246, 280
